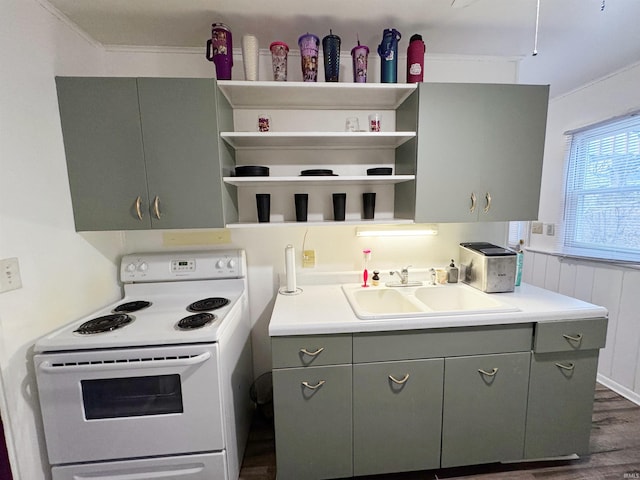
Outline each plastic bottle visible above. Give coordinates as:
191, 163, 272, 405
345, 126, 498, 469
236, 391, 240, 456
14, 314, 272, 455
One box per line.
515, 240, 524, 287
372, 271, 380, 286
406, 34, 425, 83
377, 28, 401, 83
446, 260, 459, 283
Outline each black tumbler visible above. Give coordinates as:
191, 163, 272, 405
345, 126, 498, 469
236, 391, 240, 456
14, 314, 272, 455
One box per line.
256, 193, 270, 222
294, 194, 308, 222
362, 192, 376, 219
322, 31, 341, 82
332, 193, 346, 221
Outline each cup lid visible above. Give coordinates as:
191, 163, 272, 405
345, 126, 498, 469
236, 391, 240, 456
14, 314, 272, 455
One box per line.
270, 41, 289, 51
211, 23, 231, 32
351, 44, 370, 55
298, 33, 320, 44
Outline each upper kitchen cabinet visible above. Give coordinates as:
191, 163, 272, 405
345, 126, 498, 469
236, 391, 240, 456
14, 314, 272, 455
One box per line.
56, 77, 235, 231
395, 83, 549, 223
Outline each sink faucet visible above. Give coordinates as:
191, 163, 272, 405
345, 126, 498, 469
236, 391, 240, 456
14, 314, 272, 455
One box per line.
390, 265, 412, 285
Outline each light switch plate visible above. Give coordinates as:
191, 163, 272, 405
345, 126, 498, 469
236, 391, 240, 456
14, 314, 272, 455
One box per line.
0, 257, 22, 293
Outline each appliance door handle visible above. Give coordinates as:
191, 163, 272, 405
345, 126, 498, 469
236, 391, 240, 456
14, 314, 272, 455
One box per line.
38, 351, 211, 373
71, 464, 205, 480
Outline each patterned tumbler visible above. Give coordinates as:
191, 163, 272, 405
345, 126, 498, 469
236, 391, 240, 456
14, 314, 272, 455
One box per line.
298, 33, 320, 82
322, 30, 341, 82
205, 23, 233, 80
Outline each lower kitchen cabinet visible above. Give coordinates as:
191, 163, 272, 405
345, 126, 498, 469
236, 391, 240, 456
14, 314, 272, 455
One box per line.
441, 352, 531, 468
270, 318, 606, 479
524, 351, 599, 459
272, 365, 352, 480
353, 359, 444, 476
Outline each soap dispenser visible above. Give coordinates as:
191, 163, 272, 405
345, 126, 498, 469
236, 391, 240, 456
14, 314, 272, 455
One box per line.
446, 259, 459, 283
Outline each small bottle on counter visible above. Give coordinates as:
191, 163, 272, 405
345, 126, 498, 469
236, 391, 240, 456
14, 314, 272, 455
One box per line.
515, 240, 524, 286
372, 271, 380, 286
446, 260, 459, 283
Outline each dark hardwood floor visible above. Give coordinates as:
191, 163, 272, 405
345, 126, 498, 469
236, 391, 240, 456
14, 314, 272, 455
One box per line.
239, 383, 640, 480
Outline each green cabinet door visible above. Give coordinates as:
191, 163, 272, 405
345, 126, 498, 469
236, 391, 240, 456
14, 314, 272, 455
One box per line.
524, 351, 600, 459
272, 365, 352, 480
353, 358, 444, 476
137, 78, 225, 229
56, 77, 151, 231
441, 352, 531, 468
413, 83, 549, 223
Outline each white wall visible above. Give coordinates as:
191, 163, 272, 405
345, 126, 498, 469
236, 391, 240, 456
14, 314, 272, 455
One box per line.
0, 3, 518, 478
528, 61, 640, 404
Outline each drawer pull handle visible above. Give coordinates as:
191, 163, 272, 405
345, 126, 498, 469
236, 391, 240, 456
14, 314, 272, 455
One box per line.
555, 362, 575, 371
300, 347, 324, 357
563, 333, 583, 343
388, 374, 410, 385
302, 380, 325, 390
478, 368, 499, 377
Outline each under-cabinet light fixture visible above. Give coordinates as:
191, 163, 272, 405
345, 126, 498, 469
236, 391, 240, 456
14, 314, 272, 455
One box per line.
355, 224, 439, 237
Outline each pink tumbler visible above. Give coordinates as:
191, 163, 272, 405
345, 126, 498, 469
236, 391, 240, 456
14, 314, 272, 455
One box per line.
206, 23, 233, 80
406, 34, 425, 83
270, 41, 289, 81
351, 43, 369, 83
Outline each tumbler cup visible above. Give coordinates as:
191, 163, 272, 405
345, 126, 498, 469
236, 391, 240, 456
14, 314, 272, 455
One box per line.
298, 33, 320, 82
332, 193, 346, 221
362, 192, 376, 219
294, 194, 308, 222
270, 41, 289, 81
256, 194, 270, 223
322, 31, 341, 82
206, 23, 233, 80
406, 34, 425, 83
242, 34, 259, 81
351, 44, 369, 83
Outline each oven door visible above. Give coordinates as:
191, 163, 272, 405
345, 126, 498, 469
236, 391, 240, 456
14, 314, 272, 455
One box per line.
35, 344, 223, 465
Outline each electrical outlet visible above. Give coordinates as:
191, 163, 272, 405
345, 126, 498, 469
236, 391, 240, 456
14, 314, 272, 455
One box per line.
302, 250, 316, 268
531, 221, 543, 234
0, 257, 22, 293
545, 223, 555, 236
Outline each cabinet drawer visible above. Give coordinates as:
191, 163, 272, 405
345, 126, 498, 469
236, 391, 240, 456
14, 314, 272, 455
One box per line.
272, 334, 352, 368
534, 318, 607, 353
353, 324, 533, 363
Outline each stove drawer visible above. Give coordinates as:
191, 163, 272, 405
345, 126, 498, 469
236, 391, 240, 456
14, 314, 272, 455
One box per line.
52, 452, 226, 480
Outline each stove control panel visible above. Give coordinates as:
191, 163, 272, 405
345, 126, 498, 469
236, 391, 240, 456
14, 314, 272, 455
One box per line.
121, 250, 246, 283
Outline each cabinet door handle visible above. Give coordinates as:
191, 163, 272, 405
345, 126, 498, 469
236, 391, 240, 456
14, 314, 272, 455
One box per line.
563, 333, 583, 343
135, 196, 144, 221
388, 373, 410, 385
484, 192, 492, 213
153, 196, 162, 219
470, 192, 477, 213
555, 362, 575, 371
302, 380, 325, 390
300, 347, 324, 357
478, 368, 499, 377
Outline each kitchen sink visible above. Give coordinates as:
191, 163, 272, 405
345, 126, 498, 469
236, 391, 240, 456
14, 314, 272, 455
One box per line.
342, 283, 519, 319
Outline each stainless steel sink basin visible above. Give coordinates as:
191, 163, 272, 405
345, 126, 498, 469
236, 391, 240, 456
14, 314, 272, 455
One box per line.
342, 283, 518, 319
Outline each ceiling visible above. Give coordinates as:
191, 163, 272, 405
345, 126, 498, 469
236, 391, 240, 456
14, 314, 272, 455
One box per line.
46, 0, 640, 97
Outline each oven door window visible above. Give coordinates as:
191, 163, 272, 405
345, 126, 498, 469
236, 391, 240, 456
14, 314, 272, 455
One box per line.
81, 374, 183, 420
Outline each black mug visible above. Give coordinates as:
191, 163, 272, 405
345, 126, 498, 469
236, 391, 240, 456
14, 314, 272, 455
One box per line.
294, 194, 308, 222
256, 194, 270, 223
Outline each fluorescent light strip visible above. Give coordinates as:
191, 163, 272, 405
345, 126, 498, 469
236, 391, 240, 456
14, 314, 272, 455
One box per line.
356, 224, 439, 237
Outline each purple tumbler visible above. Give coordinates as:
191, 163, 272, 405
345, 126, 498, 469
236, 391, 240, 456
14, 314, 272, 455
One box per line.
298, 33, 320, 82
206, 23, 233, 80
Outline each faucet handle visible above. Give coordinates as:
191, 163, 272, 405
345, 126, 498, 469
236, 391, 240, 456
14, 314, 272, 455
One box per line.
402, 265, 412, 273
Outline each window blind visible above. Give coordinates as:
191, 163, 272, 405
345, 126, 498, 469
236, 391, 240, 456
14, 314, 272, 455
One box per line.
562, 114, 640, 262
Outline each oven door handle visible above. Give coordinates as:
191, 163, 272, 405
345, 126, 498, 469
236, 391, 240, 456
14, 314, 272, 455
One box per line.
70, 464, 205, 479
38, 351, 212, 373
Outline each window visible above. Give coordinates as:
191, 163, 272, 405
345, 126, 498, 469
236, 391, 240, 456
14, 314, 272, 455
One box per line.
562, 114, 640, 262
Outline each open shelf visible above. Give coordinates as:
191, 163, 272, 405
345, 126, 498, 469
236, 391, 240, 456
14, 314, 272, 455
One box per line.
220, 131, 416, 150
217, 81, 417, 110
223, 175, 415, 187
225, 219, 415, 228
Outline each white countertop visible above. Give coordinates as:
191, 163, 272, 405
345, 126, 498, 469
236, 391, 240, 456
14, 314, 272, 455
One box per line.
269, 280, 608, 336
